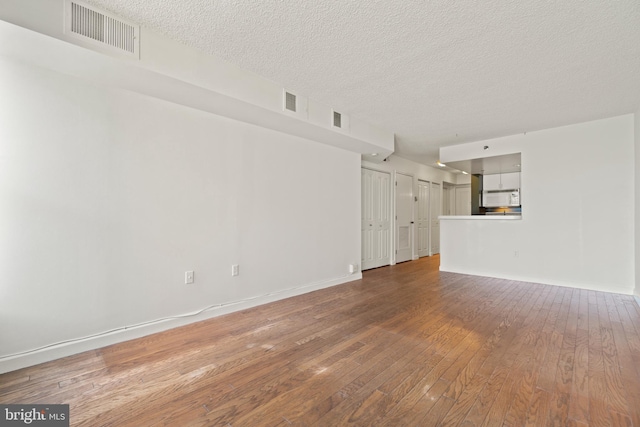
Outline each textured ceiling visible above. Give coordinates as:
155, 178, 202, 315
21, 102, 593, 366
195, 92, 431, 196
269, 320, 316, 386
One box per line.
86, 0, 640, 166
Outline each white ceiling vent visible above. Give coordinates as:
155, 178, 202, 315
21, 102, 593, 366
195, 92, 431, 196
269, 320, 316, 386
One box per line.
282, 89, 307, 119
64, 0, 139, 59
333, 111, 342, 128
331, 109, 350, 133
285, 91, 297, 112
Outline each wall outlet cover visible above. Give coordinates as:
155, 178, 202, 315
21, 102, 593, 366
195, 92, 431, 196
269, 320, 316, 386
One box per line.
185, 271, 194, 284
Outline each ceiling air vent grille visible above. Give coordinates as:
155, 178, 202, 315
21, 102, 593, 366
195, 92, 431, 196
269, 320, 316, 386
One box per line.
65, 0, 139, 58
333, 111, 342, 128
331, 109, 349, 132
285, 92, 297, 112
282, 89, 307, 118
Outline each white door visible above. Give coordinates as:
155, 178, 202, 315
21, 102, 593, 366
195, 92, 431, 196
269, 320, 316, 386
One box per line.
455, 185, 471, 215
395, 173, 413, 263
442, 184, 453, 215
430, 182, 441, 254
417, 180, 430, 258
361, 168, 391, 270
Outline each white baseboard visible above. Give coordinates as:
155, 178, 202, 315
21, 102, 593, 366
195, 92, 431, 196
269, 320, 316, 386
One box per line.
0, 273, 362, 374
439, 265, 633, 295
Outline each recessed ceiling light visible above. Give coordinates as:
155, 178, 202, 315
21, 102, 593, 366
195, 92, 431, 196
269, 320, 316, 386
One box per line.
462, 171, 468, 175
371, 153, 378, 157
437, 161, 446, 167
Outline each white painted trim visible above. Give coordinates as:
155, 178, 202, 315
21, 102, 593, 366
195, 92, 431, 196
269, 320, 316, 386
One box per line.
0, 273, 361, 374
439, 267, 633, 296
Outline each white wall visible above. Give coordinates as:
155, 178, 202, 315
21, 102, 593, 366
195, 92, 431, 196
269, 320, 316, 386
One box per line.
0, 55, 361, 372
635, 107, 640, 297
361, 155, 459, 261
363, 155, 460, 185
0, 0, 394, 159
440, 115, 635, 294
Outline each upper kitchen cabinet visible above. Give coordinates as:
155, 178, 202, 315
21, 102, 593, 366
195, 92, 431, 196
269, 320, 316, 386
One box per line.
502, 172, 520, 190
483, 172, 520, 191
482, 174, 500, 190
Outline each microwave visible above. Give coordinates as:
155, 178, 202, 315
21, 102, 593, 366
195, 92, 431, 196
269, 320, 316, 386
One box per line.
482, 189, 520, 207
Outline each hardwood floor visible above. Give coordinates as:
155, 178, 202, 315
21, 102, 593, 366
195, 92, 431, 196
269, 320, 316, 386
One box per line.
2, 256, 640, 426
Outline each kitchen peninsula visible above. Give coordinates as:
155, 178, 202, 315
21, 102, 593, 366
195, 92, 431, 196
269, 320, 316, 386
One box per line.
440, 215, 521, 220
439, 214, 523, 281
439, 152, 524, 279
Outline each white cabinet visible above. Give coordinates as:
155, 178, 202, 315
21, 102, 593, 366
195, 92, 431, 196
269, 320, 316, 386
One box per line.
502, 172, 520, 190
483, 172, 520, 190
483, 174, 501, 191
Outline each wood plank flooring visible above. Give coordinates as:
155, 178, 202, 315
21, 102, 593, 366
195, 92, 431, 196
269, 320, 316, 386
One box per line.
1, 256, 640, 426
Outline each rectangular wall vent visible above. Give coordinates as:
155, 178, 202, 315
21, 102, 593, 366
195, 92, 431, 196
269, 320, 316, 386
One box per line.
285, 91, 297, 112
331, 109, 349, 132
333, 111, 342, 128
282, 89, 307, 118
65, 0, 139, 58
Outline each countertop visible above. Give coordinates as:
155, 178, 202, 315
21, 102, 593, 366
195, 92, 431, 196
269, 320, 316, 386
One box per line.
439, 215, 522, 220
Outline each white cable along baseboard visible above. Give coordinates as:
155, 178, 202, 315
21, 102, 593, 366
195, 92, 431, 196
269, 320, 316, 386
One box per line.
0, 273, 361, 374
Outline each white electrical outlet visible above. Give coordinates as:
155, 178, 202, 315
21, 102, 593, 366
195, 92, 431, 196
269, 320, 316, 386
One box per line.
185, 271, 194, 284
349, 264, 358, 274
231, 264, 239, 276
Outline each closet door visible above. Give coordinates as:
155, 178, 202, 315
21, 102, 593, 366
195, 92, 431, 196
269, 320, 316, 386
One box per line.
430, 182, 441, 255
417, 180, 430, 258
362, 168, 391, 270
395, 173, 413, 263
455, 185, 471, 215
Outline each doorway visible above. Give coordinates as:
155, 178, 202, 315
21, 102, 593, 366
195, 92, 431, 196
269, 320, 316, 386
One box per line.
442, 183, 454, 216
455, 185, 471, 215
